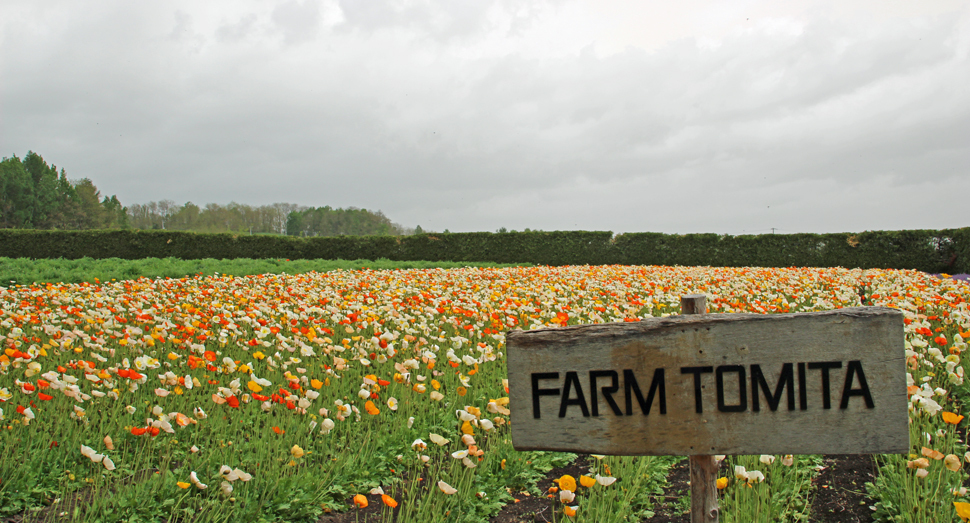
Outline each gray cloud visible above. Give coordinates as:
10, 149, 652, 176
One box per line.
216, 13, 258, 43
1, 0, 967, 234
272, 0, 322, 44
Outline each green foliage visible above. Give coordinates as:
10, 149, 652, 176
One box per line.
867, 452, 967, 523
397, 231, 615, 266
0, 227, 968, 272
719, 455, 821, 522
126, 201, 407, 237
3, 152, 410, 237
0, 257, 529, 286
285, 205, 397, 236
611, 229, 970, 272
0, 152, 125, 230
127, 201, 299, 234
574, 455, 679, 522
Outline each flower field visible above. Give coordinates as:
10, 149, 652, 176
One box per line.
1, 265, 969, 522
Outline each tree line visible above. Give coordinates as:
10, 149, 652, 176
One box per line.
2, 151, 411, 236
0, 152, 127, 229
128, 201, 408, 236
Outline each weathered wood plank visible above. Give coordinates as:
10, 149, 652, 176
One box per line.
506, 306, 908, 456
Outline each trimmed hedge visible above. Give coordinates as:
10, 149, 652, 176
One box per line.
610, 229, 970, 272
0, 228, 967, 272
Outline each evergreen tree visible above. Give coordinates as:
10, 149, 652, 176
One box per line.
0, 155, 36, 227
74, 178, 107, 229
2, 151, 410, 235
1, 151, 125, 230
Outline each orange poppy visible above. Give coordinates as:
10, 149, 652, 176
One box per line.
942, 412, 964, 425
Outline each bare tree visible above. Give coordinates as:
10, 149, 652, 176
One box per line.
156, 199, 176, 229
270, 202, 303, 235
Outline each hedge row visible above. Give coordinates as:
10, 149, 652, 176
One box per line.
0, 228, 967, 272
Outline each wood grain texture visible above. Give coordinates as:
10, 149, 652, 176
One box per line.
681, 296, 719, 523
506, 306, 908, 456
690, 455, 719, 522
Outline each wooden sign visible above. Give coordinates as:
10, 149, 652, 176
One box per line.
506, 306, 908, 456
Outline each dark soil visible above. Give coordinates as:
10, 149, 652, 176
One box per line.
317, 492, 400, 523
808, 455, 877, 523
487, 456, 590, 523
319, 454, 878, 522
486, 453, 876, 523
643, 458, 689, 523
487, 454, 879, 523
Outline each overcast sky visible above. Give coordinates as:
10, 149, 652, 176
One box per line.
2, 0, 968, 235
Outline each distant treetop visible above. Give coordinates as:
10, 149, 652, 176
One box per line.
2, 150, 412, 236
0, 151, 127, 229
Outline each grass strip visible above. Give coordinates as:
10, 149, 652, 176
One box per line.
0, 257, 530, 286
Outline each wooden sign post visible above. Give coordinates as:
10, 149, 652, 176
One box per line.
682, 295, 718, 522
505, 296, 908, 523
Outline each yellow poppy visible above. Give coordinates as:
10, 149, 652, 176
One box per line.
556, 475, 577, 492
956, 501, 970, 521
